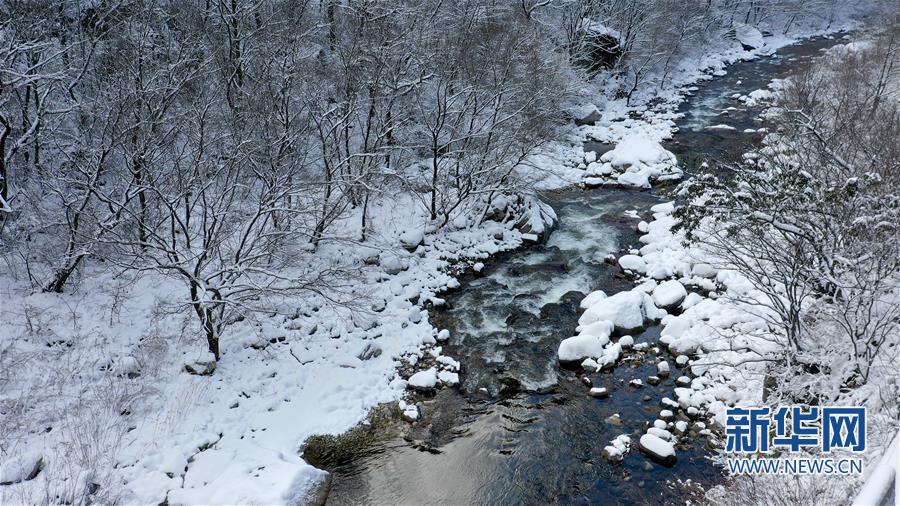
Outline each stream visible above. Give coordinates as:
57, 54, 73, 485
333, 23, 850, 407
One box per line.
313, 35, 845, 505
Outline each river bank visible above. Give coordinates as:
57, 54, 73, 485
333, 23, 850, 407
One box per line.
304, 32, 855, 505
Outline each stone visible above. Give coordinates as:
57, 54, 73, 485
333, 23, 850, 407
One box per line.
574, 104, 602, 126
185, 355, 217, 376
656, 361, 670, 377
639, 434, 676, 465
589, 387, 609, 398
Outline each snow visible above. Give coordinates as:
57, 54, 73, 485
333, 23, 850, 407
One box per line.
579, 289, 608, 309
0, 452, 42, 485
399, 228, 425, 249
603, 434, 632, 461
681, 292, 703, 309
734, 24, 765, 50
578, 289, 663, 332
656, 361, 670, 376
691, 263, 717, 278
618, 254, 647, 273
586, 135, 682, 189
1, 8, 879, 504
652, 280, 687, 308
639, 433, 676, 460
408, 368, 439, 389
558, 332, 611, 363
437, 370, 460, 386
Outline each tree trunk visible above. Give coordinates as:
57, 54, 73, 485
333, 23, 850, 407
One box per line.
191, 281, 220, 360
44, 254, 85, 293
0, 115, 10, 210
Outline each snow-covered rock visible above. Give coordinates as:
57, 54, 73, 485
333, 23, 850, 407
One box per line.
438, 370, 460, 386
639, 434, 676, 463
618, 254, 647, 273
407, 368, 438, 391
733, 23, 765, 50
602, 434, 632, 462
579, 289, 663, 332
602, 136, 675, 170
656, 361, 670, 377
380, 253, 407, 275
681, 292, 703, 310
583, 135, 682, 189
185, 353, 217, 376
652, 280, 687, 309
558, 332, 610, 363
574, 103, 602, 126
399, 229, 425, 250
579, 290, 607, 309
514, 196, 558, 240
399, 401, 420, 422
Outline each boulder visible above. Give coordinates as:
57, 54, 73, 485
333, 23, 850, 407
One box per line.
558, 333, 609, 364
652, 280, 687, 309
407, 368, 438, 392
573, 104, 602, 126
639, 434, 676, 465
618, 254, 647, 273
579, 289, 656, 333
399, 229, 425, 251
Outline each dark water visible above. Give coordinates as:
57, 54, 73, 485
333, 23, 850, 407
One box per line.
317, 35, 846, 506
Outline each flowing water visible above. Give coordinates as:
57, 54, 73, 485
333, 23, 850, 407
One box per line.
314, 35, 846, 505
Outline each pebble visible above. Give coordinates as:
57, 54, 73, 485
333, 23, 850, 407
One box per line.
589, 387, 609, 398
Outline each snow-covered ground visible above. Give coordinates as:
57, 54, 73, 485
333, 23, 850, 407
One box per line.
0, 192, 555, 503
